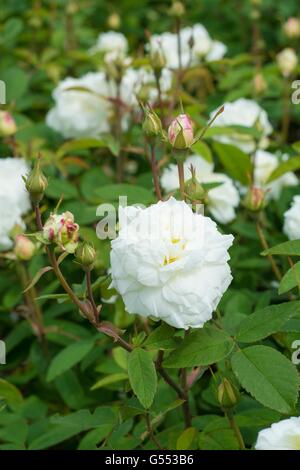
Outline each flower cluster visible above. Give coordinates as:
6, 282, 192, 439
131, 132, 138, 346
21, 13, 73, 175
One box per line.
148, 23, 227, 69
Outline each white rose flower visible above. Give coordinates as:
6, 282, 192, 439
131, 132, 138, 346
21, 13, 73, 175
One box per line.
110, 198, 234, 329
255, 417, 300, 450
254, 150, 298, 200
0, 158, 30, 215
210, 98, 273, 153
277, 48, 298, 77
0, 157, 30, 251
283, 196, 300, 240
120, 67, 172, 107
148, 24, 226, 69
89, 31, 128, 57
161, 155, 240, 224
0, 196, 24, 251
46, 72, 112, 138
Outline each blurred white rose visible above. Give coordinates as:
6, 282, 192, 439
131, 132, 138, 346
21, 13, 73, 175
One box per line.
148, 23, 226, 69
161, 155, 240, 224
277, 48, 298, 77
254, 150, 298, 200
210, 98, 273, 153
0, 158, 30, 251
46, 72, 113, 138
121, 67, 172, 107
255, 417, 300, 450
283, 196, 300, 240
89, 31, 128, 57
110, 197, 234, 329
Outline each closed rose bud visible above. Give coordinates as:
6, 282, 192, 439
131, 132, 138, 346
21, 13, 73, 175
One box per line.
25, 158, 48, 204
43, 211, 79, 253
75, 242, 96, 270
243, 186, 266, 212
184, 166, 207, 202
217, 378, 239, 409
283, 18, 300, 39
107, 12, 121, 29
169, 1, 185, 17
168, 114, 194, 149
0, 111, 17, 137
150, 49, 166, 74
143, 109, 162, 138
14, 235, 35, 261
277, 48, 298, 77
253, 73, 267, 94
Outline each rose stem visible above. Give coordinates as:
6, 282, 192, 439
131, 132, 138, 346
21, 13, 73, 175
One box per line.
149, 144, 162, 200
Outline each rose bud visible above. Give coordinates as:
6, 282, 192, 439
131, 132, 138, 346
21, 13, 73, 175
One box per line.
217, 378, 240, 409
43, 211, 79, 254
150, 49, 166, 74
75, 242, 96, 270
25, 158, 48, 204
283, 18, 300, 39
276, 48, 298, 77
168, 114, 194, 149
184, 165, 207, 202
14, 234, 35, 261
253, 73, 267, 94
0, 111, 17, 137
168, 1, 185, 17
142, 108, 162, 138
243, 186, 267, 212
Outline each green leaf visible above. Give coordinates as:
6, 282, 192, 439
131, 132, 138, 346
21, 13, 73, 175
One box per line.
91, 373, 128, 391
267, 156, 300, 182
236, 301, 300, 343
176, 427, 198, 450
0, 379, 23, 406
144, 323, 178, 350
198, 418, 239, 450
212, 142, 252, 184
1, 67, 29, 102
279, 261, 300, 295
127, 348, 157, 409
231, 345, 299, 414
23, 266, 53, 293
262, 240, 300, 257
45, 178, 78, 200
28, 407, 117, 450
46, 339, 95, 382
80, 167, 111, 203
94, 184, 155, 205
191, 141, 213, 162
56, 138, 107, 158
163, 326, 234, 368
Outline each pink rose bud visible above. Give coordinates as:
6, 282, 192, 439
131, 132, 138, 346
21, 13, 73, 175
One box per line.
243, 186, 267, 212
168, 114, 194, 149
0, 111, 17, 137
42, 211, 79, 253
14, 235, 35, 261
283, 18, 300, 39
